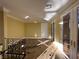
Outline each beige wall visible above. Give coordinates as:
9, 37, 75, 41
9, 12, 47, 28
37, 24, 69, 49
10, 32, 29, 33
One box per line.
4, 13, 51, 38
48, 23, 51, 37
53, 15, 61, 42
51, 15, 61, 42
25, 23, 51, 38
25, 23, 41, 37
0, 7, 4, 44
4, 14, 48, 38
3, 14, 51, 38
4, 14, 25, 38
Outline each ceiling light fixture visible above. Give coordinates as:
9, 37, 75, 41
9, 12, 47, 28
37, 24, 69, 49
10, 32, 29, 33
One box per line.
44, 0, 69, 12
25, 16, 29, 19
45, 3, 52, 9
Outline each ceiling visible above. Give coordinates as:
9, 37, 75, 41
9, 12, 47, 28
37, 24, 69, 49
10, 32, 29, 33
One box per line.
0, 0, 77, 23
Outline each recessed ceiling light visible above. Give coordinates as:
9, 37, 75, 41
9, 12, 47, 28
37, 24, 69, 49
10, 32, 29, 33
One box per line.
25, 16, 29, 19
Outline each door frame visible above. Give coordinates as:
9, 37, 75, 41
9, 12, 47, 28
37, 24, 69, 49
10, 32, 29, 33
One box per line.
60, 9, 72, 59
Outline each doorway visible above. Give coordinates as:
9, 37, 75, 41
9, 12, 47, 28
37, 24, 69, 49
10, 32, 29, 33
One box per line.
62, 13, 70, 57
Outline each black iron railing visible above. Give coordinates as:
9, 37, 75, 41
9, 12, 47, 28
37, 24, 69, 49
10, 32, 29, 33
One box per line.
0, 39, 26, 59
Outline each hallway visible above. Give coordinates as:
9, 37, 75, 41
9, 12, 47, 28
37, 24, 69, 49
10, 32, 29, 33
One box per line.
0, 0, 79, 59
